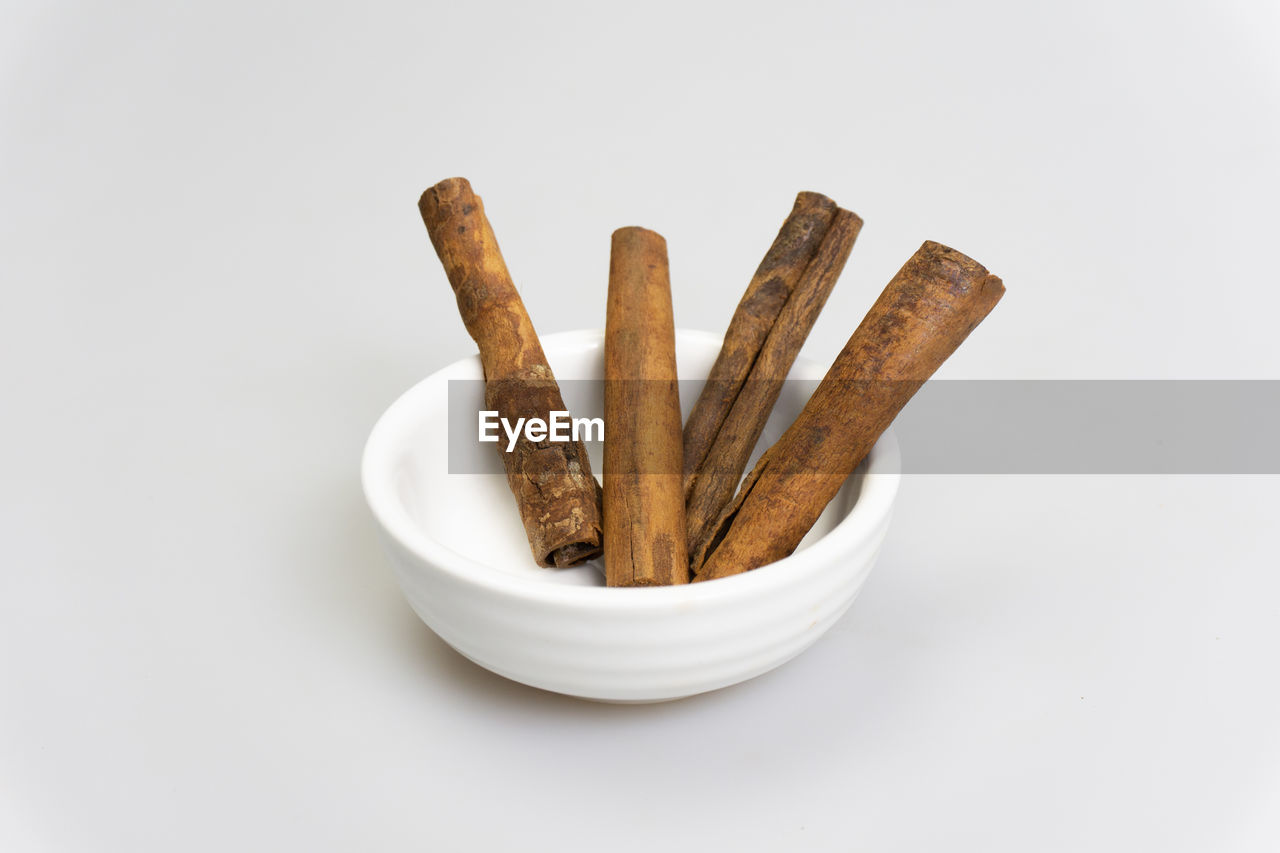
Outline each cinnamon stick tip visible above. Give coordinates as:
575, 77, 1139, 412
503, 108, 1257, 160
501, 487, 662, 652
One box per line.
917, 239, 997, 277
418, 176, 476, 218
794, 190, 838, 211
610, 226, 667, 249
834, 207, 864, 231
980, 273, 1007, 306
918, 239, 982, 268
548, 540, 603, 568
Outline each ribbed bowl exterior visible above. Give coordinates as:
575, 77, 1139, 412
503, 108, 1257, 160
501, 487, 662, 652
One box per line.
378, 511, 893, 702
363, 330, 901, 703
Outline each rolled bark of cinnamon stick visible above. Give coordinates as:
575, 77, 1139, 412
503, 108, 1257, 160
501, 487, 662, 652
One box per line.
418, 177, 603, 568
682, 192, 838, 498
685, 208, 862, 568
693, 241, 1005, 582
604, 227, 689, 587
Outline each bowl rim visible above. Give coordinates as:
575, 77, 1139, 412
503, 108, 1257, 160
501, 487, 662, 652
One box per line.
361, 328, 901, 609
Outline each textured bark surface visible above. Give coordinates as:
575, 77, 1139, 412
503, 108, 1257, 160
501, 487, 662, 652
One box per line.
603, 227, 689, 587
685, 208, 862, 568
681, 192, 838, 498
418, 177, 603, 568
694, 241, 1005, 582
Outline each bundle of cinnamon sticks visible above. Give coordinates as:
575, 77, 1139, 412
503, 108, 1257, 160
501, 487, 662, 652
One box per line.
419, 178, 1004, 586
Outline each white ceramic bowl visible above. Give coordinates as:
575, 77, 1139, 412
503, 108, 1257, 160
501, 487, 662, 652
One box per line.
362, 329, 900, 702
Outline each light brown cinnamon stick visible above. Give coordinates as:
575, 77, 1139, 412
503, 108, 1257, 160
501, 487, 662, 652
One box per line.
682, 192, 838, 498
418, 177, 603, 568
685, 208, 862, 567
694, 241, 1005, 582
603, 227, 689, 587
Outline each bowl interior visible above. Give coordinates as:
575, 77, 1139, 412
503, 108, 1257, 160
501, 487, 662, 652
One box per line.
371, 329, 876, 588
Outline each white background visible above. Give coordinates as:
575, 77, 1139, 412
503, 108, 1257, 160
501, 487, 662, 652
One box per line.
2, 1, 1278, 850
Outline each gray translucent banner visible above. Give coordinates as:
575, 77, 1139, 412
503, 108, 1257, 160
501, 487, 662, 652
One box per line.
447, 380, 1280, 474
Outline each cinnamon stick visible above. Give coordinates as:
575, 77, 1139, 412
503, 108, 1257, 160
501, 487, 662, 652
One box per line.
684, 208, 862, 567
694, 241, 1005, 582
682, 192, 839, 498
418, 177, 603, 568
603, 227, 689, 587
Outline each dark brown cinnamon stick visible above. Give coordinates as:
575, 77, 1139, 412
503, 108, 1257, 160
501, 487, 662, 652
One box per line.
694, 241, 1005, 582
603, 227, 689, 587
682, 192, 838, 498
418, 177, 603, 568
685, 208, 862, 567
